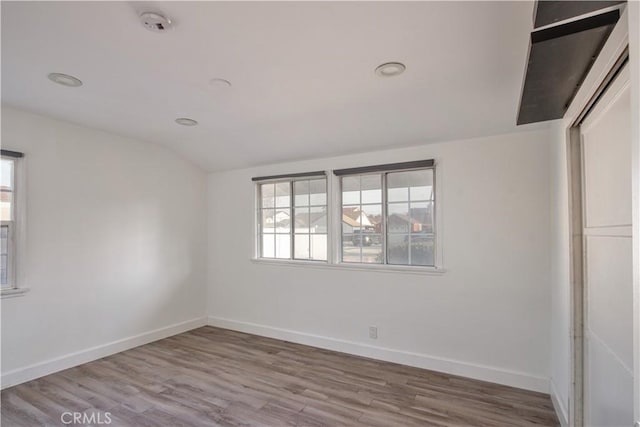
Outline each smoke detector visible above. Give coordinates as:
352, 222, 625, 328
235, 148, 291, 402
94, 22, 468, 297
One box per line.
140, 12, 172, 33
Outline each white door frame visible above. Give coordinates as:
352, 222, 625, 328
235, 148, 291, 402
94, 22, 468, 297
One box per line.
628, 3, 640, 426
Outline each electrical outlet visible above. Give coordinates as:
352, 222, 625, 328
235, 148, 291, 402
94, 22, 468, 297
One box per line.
369, 326, 378, 339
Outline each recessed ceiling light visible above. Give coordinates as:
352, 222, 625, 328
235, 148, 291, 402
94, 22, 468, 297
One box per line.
209, 78, 232, 89
175, 117, 198, 126
47, 73, 83, 87
375, 62, 406, 78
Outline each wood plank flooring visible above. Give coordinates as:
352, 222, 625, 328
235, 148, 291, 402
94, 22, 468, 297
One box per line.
1, 326, 559, 426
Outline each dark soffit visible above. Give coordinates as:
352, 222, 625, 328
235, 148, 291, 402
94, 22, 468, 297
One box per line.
517, 9, 619, 125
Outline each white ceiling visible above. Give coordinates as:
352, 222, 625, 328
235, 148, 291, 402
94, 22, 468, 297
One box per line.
2, 1, 544, 172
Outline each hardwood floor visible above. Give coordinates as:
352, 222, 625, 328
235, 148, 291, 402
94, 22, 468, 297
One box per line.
1, 326, 559, 426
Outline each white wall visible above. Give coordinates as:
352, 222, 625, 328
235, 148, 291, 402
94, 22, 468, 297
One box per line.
0, 107, 208, 387
207, 129, 553, 392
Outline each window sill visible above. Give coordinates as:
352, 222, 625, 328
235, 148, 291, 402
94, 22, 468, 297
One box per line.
1, 287, 30, 299
250, 258, 446, 276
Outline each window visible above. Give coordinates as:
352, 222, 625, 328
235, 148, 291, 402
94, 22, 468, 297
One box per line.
256, 173, 328, 261
1, 150, 22, 289
337, 160, 435, 267
252, 161, 438, 271
341, 174, 383, 263
385, 169, 435, 266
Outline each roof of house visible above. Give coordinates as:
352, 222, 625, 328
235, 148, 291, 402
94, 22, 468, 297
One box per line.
342, 215, 360, 227
294, 211, 326, 228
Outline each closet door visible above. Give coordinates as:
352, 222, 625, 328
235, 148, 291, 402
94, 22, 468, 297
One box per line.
581, 64, 634, 426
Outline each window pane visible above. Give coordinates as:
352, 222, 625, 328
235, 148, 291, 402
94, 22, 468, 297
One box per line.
310, 234, 327, 261
387, 203, 410, 233
275, 234, 290, 259
275, 182, 290, 208
342, 176, 360, 205
411, 184, 433, 201
386, 168, 436, 267
388, 234, 409, 265
387, 186, 408, 203
346, 230, 382, 263
262, 209, 275, 233
410, 202, 433, 233
341, 235, 360, 263
293, 207, 310, 233
411, 236, 435, 266
0, 256, 6, 285
0, 225, 8, 285
387, 169, 433, 196
309, 179, 326, 205
388, 169, 433, 201
274, 208, 290, 232
262, 234, 275, 258
342, 205, 361, 233
360, 204, 382, 233
0, 191, 13, 221
309, 206, 327, 233
0, 225, 7, 253
1, 159, 14, 222
387, 171, 410, 202
409, 170, 434, 201
1, 159, 14, 189
258, 177, 325, 261
294, 180, 309, 207
261, 183, 275, 209
294, 234, 310, 259
360, 235, 382, 264
361, 174, 382, 204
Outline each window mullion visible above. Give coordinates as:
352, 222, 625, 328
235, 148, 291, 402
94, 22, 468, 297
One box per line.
289, 180, 294, 260
307, 184, 312, 259
408, 198, 412, 265
257, 184, 262, 258
432, 168, 437, 267
382, 173, 388, 265
359, 176, 363, 263
338, 176, 343, 263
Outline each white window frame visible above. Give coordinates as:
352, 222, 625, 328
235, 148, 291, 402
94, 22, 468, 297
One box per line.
252, 162, 445, 275
1, 152, 28, 298
335, 164, 440, 270
254, 174, 330, 262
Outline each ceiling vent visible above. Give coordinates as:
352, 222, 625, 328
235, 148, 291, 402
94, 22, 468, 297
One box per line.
140, 12, 172, 33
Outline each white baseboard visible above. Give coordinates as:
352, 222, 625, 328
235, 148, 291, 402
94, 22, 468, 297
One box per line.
207, 316, 550, 393
1, 316, 207, 389
550, 379, 569, 427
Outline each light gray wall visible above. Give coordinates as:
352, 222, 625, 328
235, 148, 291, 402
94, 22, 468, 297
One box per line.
207, 129, 553, 392
1, 107, 208, 384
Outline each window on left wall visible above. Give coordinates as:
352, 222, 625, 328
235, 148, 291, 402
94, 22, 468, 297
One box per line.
255, 173, 328, 261
1, 150, 22, 291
